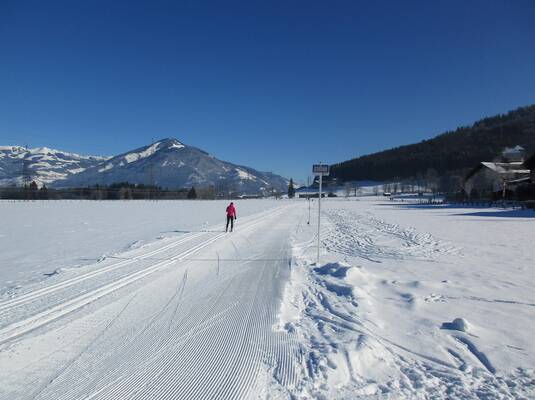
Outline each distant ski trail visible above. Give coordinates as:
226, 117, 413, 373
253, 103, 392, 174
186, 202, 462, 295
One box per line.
0, 204, 302, 400
0, 231, 206, 312
323, 209, 459, 262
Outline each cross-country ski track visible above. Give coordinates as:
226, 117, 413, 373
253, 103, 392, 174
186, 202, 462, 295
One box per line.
0, 204, 303, 400
3, 198, 534, 399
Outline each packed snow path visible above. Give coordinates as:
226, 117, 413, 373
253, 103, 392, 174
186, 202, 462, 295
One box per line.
0, 205, 302, 399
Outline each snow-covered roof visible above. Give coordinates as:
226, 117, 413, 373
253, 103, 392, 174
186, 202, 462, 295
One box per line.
480, 162, 530, 175
465, 161, 531, 183
503, 145, 525, 152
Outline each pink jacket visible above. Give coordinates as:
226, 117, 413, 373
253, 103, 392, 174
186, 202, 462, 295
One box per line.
226, 204, 236, 217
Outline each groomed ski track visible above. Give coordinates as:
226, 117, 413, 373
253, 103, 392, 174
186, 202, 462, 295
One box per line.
0, 204, 303, 400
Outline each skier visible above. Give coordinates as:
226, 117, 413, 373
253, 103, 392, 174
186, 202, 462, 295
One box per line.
225, 202, 237, 232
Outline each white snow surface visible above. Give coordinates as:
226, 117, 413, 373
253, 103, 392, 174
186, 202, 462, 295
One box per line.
0, 197, 534, 399
236, 167, 256, 181
123, 141, 162, 163
169, 142, 185, 149
97, 163, 114, 172
0, 200, 281, 291
283, 198, 535, 399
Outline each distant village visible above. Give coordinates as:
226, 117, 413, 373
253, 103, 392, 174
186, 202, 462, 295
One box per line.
2, 146, 535, 205
462, 146, 534, 202
295, 146, 535, 208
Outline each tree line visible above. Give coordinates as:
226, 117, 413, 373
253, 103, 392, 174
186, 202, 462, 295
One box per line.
330, 105, 535, 192
0, 182, 216, 200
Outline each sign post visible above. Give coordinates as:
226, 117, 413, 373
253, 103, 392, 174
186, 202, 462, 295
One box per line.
307, 176, 311, 225
312, 163, 330, 265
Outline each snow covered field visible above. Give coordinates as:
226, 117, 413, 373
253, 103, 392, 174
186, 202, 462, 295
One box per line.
0, 200, 281, 293
0, 198, 534, 399
285, 198, 535, 399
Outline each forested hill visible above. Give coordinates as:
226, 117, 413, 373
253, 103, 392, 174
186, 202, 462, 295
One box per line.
330, 105, 535, 182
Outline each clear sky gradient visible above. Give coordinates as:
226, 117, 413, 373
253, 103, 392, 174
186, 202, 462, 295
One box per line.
1, 0, 534, 181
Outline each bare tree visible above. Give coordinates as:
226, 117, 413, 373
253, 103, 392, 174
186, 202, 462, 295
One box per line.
344, 182, 352, 198
373, 186, 379, 196
426, 168, 439, 193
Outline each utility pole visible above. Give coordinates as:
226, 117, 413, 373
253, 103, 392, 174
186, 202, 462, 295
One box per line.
317, 164, 322, 264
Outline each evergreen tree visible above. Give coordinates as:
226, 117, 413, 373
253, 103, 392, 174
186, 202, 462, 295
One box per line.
38, 184, 49, 200
28, 180, 38, 200
187, 186, 197, 199
288, 179, 295, 198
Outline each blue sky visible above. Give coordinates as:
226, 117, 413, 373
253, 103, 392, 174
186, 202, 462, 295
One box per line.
1, 0, 534, 182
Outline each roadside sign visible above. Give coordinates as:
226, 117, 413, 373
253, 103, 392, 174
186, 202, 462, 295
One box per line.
312, 162, 329, 265
313, 164, 330, 175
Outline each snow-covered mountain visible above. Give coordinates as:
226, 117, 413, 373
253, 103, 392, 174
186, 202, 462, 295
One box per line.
56, 138, 288, 193
0, 146, 108, 187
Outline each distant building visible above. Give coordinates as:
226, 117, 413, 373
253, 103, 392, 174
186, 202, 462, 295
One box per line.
501, 145, 526, 162
295, 187, 326, 198
463, 146, 531, 199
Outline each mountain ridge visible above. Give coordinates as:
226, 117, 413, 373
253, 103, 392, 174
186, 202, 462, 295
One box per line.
0, 145, 108, 187
330, 105, 535, 183
0, 138, 288, 194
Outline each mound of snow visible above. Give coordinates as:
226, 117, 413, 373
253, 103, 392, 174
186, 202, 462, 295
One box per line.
441, 317, 470, 332
323, 281, 354, 297
313, 262, 352, 278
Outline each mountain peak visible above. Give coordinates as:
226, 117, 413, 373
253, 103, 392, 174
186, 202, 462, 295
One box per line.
120, 138, 185, 164
154, 138, 185, 150
54, 138, 287, 193
2, 138, 288, 194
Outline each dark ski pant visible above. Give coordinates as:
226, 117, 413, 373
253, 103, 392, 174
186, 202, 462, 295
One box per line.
226, 216, 234, 232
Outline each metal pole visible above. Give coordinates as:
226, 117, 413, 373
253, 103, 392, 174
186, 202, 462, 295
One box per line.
307, 176, 311, 224
307, 196, 311, 225
317, 165, 322, 265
